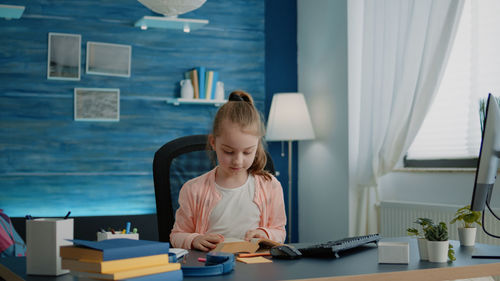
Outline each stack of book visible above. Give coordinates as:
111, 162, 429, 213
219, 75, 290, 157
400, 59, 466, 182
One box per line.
184, 67, 219, 100
60, 238, 182, 281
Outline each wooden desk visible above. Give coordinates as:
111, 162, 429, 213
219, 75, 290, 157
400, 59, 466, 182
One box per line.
1, 238, 499, 281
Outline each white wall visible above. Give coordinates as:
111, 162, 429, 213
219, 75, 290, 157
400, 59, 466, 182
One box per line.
297, 0, 349, 242
379, 171, 500, 208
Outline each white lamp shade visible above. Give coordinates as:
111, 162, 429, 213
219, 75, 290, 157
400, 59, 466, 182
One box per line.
266, 93, 315, 141
138, 0, 206, 17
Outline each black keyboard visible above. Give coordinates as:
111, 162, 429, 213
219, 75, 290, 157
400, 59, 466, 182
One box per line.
297, 234, 381, 258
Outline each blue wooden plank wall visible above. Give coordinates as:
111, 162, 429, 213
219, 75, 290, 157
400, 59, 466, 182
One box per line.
0, 0, 265, 217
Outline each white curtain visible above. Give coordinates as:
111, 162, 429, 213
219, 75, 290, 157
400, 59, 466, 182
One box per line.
348, 0, 464, 235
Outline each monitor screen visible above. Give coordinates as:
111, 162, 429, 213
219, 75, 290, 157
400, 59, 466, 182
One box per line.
471, 93, 500, 212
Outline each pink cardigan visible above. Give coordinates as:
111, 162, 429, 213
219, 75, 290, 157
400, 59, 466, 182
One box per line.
170, 168, 287, 249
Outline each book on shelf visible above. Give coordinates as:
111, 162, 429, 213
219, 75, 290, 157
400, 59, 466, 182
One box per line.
211, 237, 283, 254
69, 263, 181, 280
210, 71, 219, 100
60, 238, 170, 262
61, 254, 169, 273
77, 269, 182, 281
196, 66, 206, 99
185, 69, 199, 99
191, 69, 200, 99
205, 70, 214, 100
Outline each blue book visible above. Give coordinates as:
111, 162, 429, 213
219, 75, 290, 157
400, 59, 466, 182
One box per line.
196, 66, 206, 99
77, 270, 183, 281
211, 71, 218, 100
67, 239, 170, 261
118, 270, 182, 281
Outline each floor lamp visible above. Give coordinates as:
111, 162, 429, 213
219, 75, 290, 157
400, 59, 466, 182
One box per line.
266, 93, 315, 243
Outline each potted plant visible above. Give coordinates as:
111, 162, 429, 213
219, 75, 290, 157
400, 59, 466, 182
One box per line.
450, 205, 482, 246
407, 218, 433, 260
425, 221, 456, 263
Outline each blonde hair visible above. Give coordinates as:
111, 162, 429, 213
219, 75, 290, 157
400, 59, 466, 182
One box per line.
210, 90, 271, 181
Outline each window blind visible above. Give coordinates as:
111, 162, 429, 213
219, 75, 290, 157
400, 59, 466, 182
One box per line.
406, 0, 500, 160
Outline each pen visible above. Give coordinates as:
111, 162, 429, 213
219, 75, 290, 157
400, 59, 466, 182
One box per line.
64, 211, 71, 219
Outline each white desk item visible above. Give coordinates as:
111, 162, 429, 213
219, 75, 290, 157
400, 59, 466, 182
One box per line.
96, 231, 139, 241
26, 218, 74, 276
378, 242, 409, 264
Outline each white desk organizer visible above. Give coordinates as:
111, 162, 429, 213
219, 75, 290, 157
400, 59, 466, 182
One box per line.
26, 218, 74, 276
97, 231, 139, 241
378, 242, 409, 264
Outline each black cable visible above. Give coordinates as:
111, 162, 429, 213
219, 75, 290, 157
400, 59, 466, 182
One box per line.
486, 201, 500, 220
481, 202, 500, 239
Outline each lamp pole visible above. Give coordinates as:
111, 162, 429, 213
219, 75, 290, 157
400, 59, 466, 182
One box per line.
287, 139, 293, 243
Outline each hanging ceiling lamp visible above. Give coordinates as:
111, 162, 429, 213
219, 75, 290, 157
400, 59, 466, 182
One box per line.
135, 0, 208, 31
137, 0, 206, 17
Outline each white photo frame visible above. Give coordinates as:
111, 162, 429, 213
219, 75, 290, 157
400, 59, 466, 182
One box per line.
86, 42, 131, 77
74, 88, 120, 122
47, 33, 81, 80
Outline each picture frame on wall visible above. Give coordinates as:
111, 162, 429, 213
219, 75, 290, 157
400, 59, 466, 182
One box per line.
86, 42, 131, 77
74, 88, 120, 122
47, 33, 81, 80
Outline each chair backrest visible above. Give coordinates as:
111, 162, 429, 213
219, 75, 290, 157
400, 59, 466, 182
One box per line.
152, 134, 275, 243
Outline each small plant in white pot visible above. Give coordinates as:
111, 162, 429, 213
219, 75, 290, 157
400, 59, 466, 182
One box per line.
450, 205, 482, 246
407, 218, 433, 260
425, 221, 456, 263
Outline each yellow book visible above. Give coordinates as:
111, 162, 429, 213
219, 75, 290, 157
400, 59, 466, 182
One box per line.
61, 254, 169, 273
60, 245, 104, 261
70, 263, 181, 280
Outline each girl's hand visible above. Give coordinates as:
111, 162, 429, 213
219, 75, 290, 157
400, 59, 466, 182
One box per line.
244, 229, 268, 241
192, 233, 224, 252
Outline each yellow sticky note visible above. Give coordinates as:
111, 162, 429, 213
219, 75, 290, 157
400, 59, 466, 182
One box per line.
236, 256, 273, 264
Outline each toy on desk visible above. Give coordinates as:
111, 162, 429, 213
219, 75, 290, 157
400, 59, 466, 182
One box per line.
181, 252, 235, 277
97, 223, 139, 241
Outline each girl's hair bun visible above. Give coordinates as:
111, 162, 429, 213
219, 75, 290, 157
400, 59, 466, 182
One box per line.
228, 90, 253, 105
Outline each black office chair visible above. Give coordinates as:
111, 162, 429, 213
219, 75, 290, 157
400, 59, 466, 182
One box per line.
152, 134, 275, 243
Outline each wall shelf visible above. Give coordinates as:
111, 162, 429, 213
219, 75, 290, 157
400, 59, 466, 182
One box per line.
135, 16, 208, 32
166, 98, 226, 107
0, 4, 25, 19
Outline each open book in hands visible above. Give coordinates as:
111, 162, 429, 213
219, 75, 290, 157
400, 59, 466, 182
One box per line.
211, 237, 283, 254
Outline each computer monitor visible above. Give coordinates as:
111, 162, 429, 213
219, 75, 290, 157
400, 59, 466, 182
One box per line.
471, 94, 500, 211
470, 93, 500, 247
471, 93, 500, 212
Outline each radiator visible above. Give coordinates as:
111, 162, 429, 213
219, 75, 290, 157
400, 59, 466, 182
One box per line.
379, 201, 500, 246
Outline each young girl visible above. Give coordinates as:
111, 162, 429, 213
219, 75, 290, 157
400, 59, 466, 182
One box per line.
170, 90, 287, 251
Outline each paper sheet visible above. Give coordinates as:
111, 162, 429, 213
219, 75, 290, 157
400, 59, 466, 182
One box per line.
236, 256, 272, 264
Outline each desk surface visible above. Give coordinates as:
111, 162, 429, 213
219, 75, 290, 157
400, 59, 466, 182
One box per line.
183, 237, 500, 281
1, 237, 500, 281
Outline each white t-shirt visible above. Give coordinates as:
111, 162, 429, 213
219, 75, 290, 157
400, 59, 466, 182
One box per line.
207, 175, 261, 240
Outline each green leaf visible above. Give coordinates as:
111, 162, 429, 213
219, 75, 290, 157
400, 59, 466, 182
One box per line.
448, 244, 456, 262
450, 205, 482, 228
